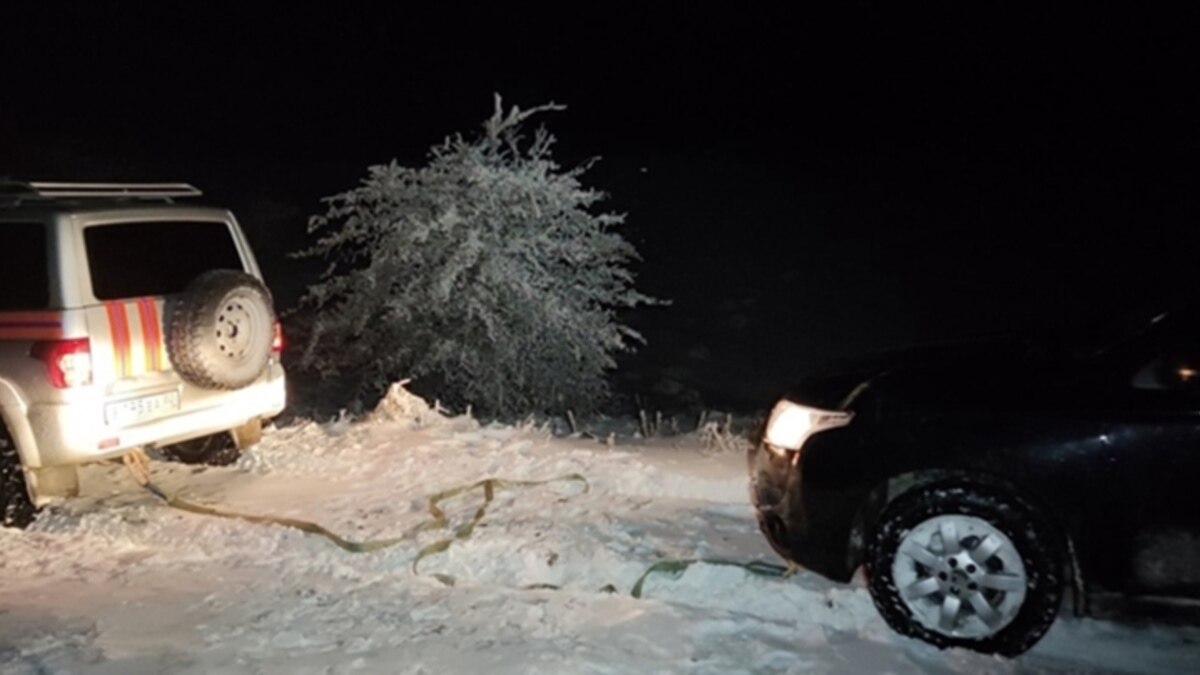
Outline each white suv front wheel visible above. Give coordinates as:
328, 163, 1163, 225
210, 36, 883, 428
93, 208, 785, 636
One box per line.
0, 425, 37, 528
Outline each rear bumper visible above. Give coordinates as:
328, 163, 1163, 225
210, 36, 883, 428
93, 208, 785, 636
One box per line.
748, 441, 863, 582
26, 364, 286, 467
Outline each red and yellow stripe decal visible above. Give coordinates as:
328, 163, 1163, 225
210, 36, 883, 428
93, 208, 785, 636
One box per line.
3, 301, 169, 380
105, 301, 132, 378
135, 297, 163, 372
0, 311, 65, 341
104, 298, 168, 379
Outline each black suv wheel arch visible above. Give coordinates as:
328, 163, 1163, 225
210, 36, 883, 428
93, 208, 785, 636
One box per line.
848, 468, 1083, 613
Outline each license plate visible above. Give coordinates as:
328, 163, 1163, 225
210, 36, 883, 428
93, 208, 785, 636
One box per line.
105, 390, 181, 427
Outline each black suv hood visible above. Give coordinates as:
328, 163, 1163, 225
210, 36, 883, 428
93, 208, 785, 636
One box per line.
782, 336, 1063, 412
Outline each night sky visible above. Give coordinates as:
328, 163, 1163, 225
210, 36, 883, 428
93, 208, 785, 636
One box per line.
5, 4, 1199, 411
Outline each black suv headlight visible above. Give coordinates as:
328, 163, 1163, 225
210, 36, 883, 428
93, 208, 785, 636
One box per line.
763, 399, 853, 456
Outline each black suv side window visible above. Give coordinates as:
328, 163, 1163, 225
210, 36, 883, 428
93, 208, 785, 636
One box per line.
1131, 353, 1200, 390
0, 222, 50, 309
1129, 312, 1200, 391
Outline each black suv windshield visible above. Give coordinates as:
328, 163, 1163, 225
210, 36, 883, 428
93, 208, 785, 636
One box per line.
1028, 299, 1192, 361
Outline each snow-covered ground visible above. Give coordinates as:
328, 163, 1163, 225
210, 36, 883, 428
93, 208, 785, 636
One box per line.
2, 388, 1198, 674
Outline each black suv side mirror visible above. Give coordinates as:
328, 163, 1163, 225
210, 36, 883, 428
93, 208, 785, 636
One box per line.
1131, 353, 1200, 391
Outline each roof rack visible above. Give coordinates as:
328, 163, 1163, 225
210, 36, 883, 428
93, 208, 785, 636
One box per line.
18, 182, 203, 199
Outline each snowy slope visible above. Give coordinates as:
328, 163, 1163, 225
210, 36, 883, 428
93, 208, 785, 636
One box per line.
1, 388, 1198, 674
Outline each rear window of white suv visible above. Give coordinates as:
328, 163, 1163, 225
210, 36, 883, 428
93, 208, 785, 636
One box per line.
85, 220, 244, 300
0, 222, 50, 309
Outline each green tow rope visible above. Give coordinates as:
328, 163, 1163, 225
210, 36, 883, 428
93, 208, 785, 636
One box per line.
630, 558, 792, 598
142, 473, 590, 561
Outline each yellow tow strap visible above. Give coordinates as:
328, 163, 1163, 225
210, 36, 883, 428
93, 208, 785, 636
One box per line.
138, 464, 791, 597
410, 474, 590, 575
143, 482, 407, 553
141, 473, 590, 561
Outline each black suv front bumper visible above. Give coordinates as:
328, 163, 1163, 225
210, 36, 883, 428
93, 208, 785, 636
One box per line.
748, 441, 868, 582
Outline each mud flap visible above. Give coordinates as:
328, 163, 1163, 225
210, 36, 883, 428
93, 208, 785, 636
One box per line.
230, 419, 263, 450
25, 464, 79, 505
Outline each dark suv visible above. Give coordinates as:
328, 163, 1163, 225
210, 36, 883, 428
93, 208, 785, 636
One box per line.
749, 307, 1200, 656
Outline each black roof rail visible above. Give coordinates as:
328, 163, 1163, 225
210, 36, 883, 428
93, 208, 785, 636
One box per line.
0, 181, 202, 204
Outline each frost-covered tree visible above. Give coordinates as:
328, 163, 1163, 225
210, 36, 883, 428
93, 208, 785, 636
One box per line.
295, 95, 658, 416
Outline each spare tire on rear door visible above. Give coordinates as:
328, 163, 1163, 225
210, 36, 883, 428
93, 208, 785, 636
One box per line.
167, 270, 275, 390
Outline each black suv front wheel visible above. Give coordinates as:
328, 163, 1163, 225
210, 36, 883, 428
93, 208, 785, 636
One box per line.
865, 482, 1065, 656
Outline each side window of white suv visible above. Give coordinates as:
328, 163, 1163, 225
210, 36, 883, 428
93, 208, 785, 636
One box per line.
0, 222, 50, 310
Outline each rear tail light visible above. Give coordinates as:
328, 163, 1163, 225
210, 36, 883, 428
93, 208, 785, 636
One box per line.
31, 338, 93, 388
271, 321, 284, 354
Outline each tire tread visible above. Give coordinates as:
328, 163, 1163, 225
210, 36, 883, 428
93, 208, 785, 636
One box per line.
865, 482, 1065, 656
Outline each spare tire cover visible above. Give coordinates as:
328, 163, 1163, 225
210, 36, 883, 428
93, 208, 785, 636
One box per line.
167, 270, 275, 390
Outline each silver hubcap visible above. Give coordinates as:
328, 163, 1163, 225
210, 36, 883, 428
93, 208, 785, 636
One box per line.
214, 294, 264, 361
892, 514, 1027, 639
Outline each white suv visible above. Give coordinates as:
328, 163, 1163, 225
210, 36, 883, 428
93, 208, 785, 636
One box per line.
0, 182, 287, 526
